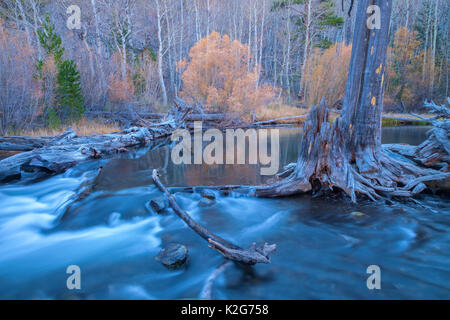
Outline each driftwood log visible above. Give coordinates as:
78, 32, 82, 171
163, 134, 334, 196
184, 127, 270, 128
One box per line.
0, 136, 51, 151
250, 115, 307, 126
152, 169, 276, 266
384, 100, 450, 173
413, 100, 450, 170
381, 115, 433, 124
0, 100, 195, 183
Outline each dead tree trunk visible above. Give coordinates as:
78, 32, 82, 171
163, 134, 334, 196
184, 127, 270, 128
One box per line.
254, 0, 449, 201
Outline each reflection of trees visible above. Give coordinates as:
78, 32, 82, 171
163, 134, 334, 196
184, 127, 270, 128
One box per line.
93, 129, 303, 190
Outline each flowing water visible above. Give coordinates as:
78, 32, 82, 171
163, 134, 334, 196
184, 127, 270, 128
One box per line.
0, 126, 449, 299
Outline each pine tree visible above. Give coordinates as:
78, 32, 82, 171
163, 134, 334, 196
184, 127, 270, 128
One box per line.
272, 0, 344, 50
56, 60, 85, 122
37, 16, 84, 126
37, 16, 64, 65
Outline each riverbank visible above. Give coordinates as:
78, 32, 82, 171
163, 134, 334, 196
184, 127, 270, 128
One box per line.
1, 111, 435, 139
0, 126, 448, 299
5, 119, 120, 137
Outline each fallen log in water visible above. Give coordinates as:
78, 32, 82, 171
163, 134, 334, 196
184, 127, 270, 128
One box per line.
0, 136, 51, 151
86, 110, 227, 127
0, 101, 194, 184
413, 101, 450, 170
151, 169, 276, 266
381, 115, 434, 124
385, 100, 450, 172
251, 115, 307, 126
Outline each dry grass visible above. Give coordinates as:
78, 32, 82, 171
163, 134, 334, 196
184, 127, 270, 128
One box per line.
14, 119, 120, 137
255, 104, 310, 122
383, 113, 434, 120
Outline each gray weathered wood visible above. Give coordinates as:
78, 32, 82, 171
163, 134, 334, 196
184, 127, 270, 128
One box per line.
0, 101, 195, 183
152, 169, 276, 265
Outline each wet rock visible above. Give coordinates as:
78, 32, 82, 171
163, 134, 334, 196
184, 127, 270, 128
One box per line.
0, 167, 21, 183
350, 211, 369, 218
198, 198, 215, 207
156, 243, 188, 269
200, 190, 216, 200
149, 197, 167, 214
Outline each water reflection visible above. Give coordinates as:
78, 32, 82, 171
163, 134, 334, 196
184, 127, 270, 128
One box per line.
0, 126, 448, 300
94, 126, 430, 189
94, 129, 301, 188
382, 126, 432, 146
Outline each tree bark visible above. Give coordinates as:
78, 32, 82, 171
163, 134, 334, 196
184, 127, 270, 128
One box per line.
252, 0, 449, 202
155, 0, 168, 106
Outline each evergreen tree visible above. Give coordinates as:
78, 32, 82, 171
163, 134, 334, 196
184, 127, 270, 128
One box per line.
37, 16, 64, 65
56, 60, 85, 122
37, 16, 84, 126
272, 0, 344, 49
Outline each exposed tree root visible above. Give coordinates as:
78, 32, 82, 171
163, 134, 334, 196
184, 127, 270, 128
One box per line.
152, 170, 276, 265
253, 100, 449, 202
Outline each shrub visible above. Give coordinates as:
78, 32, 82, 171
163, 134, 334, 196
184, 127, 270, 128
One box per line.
303, 43, 352, 107
177, 31, 280, 116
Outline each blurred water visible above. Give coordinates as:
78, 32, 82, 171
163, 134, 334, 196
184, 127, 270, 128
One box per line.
0, 126, 448, 299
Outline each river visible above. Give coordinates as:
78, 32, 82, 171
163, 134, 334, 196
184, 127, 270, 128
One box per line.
0, 126, 448, 299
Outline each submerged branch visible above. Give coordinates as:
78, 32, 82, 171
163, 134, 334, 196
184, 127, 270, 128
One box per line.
199, 261, 232, 300
151, 169, 276, 266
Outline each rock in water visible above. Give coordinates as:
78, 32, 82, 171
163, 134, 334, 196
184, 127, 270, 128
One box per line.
200, 190, 216, 200
156, 244, 188, 269
149, 197, 167, 214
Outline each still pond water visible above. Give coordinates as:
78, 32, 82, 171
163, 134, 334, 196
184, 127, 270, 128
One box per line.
0, 126, 448, 299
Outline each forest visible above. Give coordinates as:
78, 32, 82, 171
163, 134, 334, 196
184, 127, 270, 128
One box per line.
0, 0, 448, 134
0, 0, 449, 302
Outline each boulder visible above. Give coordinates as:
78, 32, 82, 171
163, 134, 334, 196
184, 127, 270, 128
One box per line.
156, 243, 188, 269
149, 197, 167, 214
200, 190, 216, 200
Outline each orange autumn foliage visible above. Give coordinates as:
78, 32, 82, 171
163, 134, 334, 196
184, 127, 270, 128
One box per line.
0, 19, 41, 134
107, 52, 135, 107
177, 31, 280, 115
386, 27, 426, 109
303, 43, 352, 107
